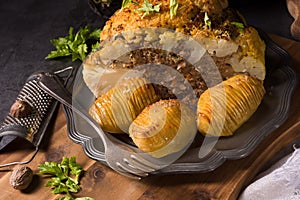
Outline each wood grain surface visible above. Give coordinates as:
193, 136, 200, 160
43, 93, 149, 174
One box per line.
0, 35, 300, 200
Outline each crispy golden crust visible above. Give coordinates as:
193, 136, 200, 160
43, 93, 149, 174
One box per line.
197, 74, 265, 137
89, 78, 160, 133
101, 0, 199, 41
129, 99, 197, 157
100, 0, 246, 40
93, 0, 266, 84
130, 99, 182, 152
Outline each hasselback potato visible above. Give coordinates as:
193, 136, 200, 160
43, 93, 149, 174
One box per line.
197, 74, 265, 137
129, 99, 197, 158
89, 77, 160, 133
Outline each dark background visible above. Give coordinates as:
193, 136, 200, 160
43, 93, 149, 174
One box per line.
0, 0, 295, 122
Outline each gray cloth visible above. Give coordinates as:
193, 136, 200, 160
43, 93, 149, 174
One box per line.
239, 146, 300, 200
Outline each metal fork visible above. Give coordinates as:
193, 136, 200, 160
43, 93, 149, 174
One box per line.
36, 72, 172, 179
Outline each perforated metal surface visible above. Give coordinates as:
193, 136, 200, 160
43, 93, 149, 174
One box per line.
0, 67, 75, 167
1, 79, 53, 140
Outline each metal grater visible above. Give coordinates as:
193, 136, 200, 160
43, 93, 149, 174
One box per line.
0, 67, 75, 167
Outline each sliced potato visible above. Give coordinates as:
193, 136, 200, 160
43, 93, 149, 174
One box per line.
197, 74, 265, 136
129, 99, 197, 158
89, 78, 160, 133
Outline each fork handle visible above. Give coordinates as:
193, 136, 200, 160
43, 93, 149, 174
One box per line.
36, 72, 73, 110
36, 72, 90, 121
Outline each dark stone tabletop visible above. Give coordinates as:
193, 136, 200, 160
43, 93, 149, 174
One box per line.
0, 0, 294, 123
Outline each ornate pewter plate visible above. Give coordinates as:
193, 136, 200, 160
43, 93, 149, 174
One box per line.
63, 31, 297, 175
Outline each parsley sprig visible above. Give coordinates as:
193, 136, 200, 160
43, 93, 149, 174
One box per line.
45, 25, 101, 62
136, 0, 161, 18
38, 156, 94, 200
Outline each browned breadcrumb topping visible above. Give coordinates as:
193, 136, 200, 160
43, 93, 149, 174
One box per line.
100, 0, 245, 41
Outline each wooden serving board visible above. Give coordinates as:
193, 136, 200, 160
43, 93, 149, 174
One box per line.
0, 35, 300, 200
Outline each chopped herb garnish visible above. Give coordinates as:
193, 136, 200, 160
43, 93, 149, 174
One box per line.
169, 0, 178, 19
121, 0, 138, 10
121, 0, 131, 9
136, 0, 161, 18
231, 22, 245, 32
204, 12, 211, 28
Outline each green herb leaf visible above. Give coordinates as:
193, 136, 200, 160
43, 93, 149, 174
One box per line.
56, 196, 95, 200
61, 157, 70, 175
38, 161, 66, 180
121, 0, 132, 9
38, 156, 93, 200
45, 177, 63, 188
91, 42, 100, 51
169, 0, 178, 19
65, 178, 80, 193
57, 197, 95, 200
136, 0, 161, 18
121, 0, 138, 10
204, 12, 211, 29
231, 21, 245, 32
89, 28, 101, 39
45, 25, 101, 61
56, 197, 74, 200
52, 182, 69, 195
69, 156, 83, 183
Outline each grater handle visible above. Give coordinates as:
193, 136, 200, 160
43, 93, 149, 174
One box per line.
0, 125, 28, 139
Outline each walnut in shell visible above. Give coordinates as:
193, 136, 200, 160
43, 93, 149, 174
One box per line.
10, 100, 33, 118
9, 166, 33, 190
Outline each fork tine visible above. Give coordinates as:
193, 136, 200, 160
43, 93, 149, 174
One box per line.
125, 156, 156, 173
113, 167, 142, 180
122, 158, 154, 174
130, 154, 163, 171
115, 162, 148, 179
